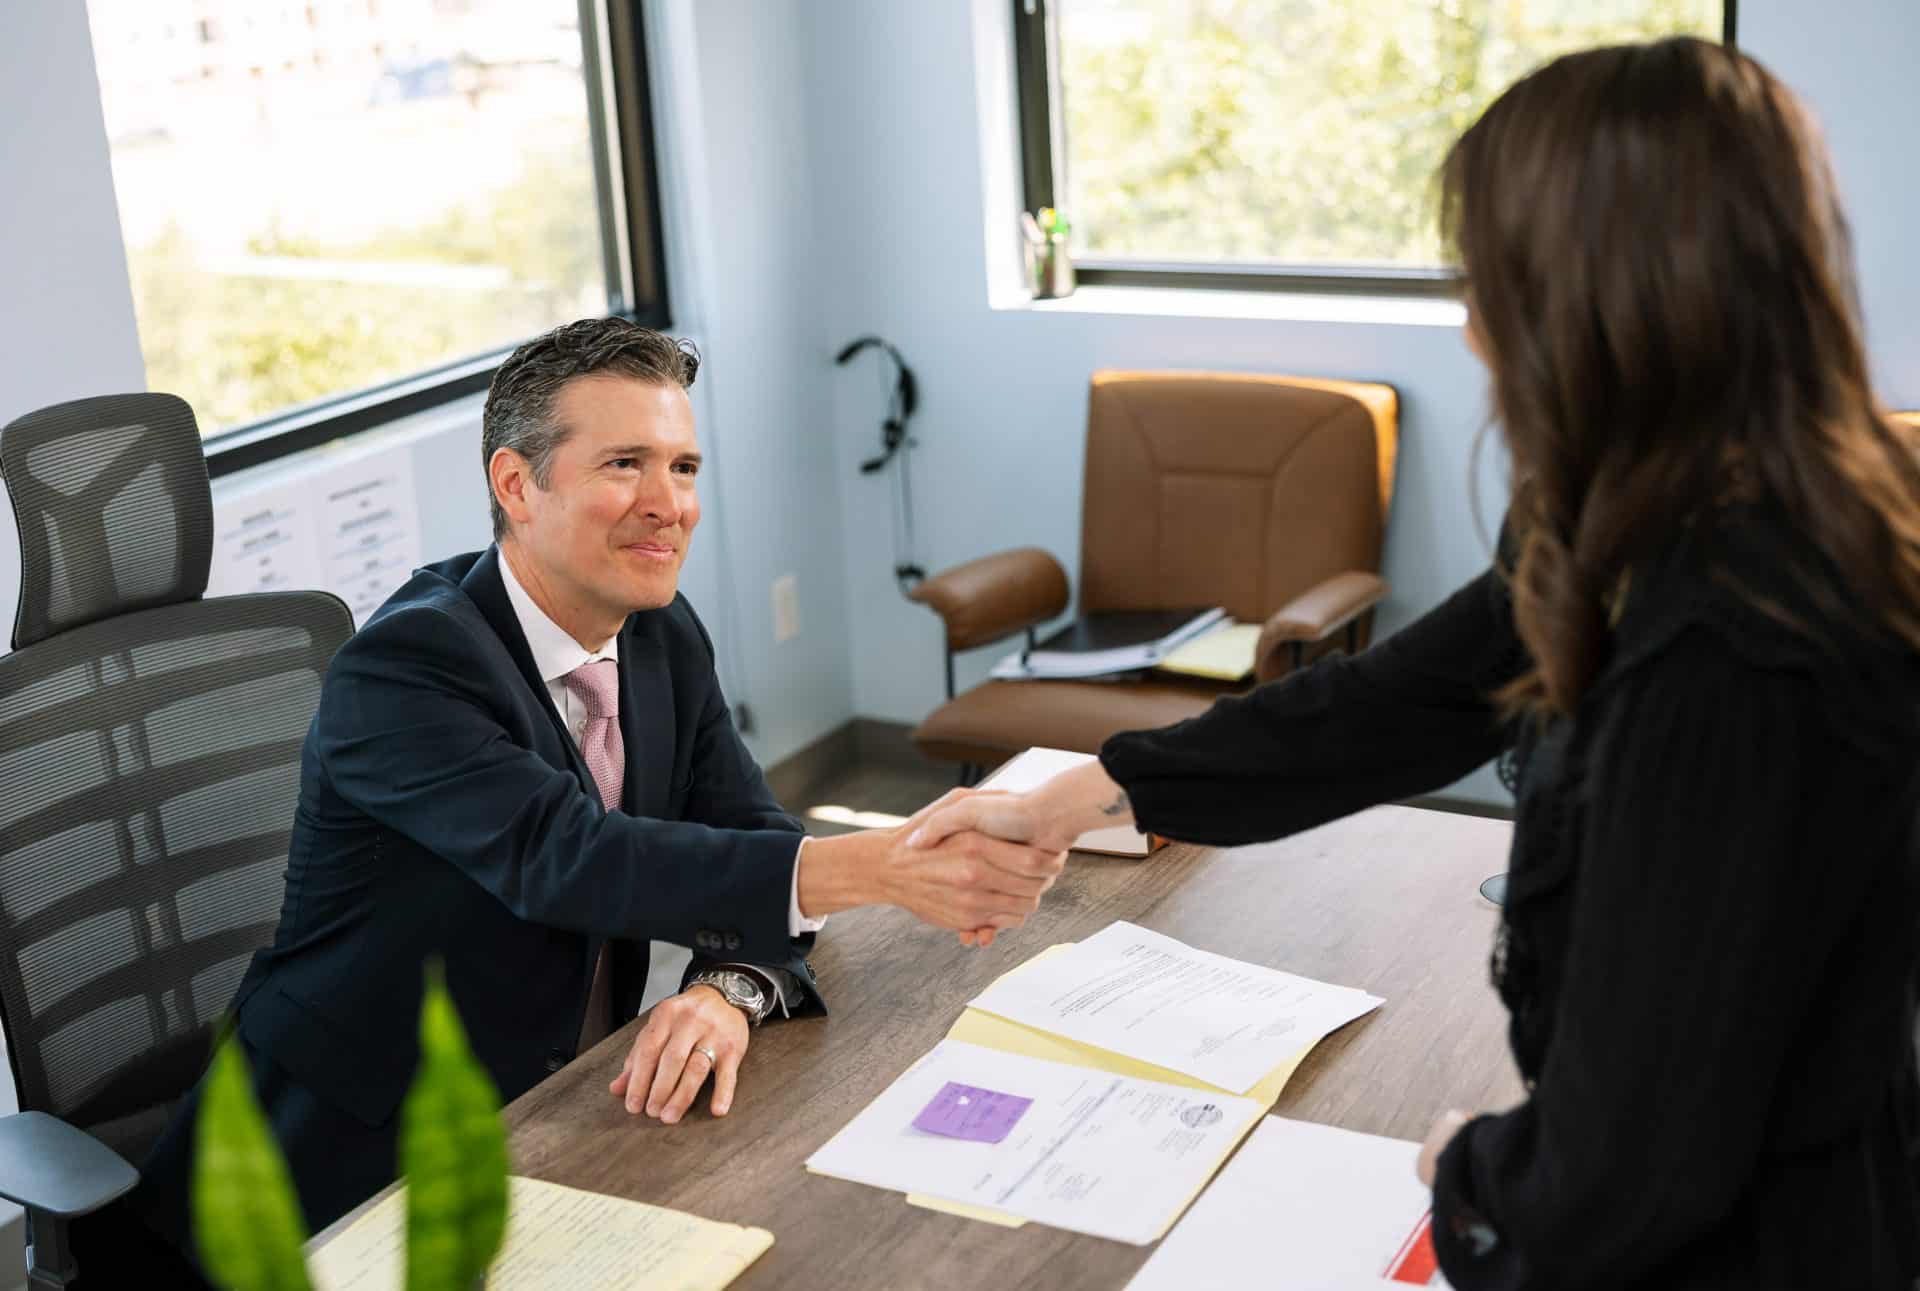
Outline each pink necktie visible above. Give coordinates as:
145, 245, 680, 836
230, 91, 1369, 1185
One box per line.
562, 658, 625, 811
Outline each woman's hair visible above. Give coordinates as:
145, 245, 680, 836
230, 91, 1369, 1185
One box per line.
1440, 37, 1920, 715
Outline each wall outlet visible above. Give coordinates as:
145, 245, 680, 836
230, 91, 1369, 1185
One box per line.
771, 573, 801, 643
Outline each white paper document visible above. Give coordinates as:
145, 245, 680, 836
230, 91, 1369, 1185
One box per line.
966, 921, 1383, 1095
805, 1039, 1263, 1245
208, 446, 424, 626
207, 480, 326, 599
1128, 1117, 1451, 1290
317, 453, 422, 626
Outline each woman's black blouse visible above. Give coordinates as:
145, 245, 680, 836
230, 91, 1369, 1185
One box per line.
1101, 516, 1920, 1289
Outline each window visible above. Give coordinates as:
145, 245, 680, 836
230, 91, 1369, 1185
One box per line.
1015, 0, 1732, 293
86, 0, 670, 471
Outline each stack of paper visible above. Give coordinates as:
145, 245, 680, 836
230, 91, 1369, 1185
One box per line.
806, 922, 1384, 1245
1128, 1117, 1450, 1289
1155, 621, 1262, 681
961, 922, 1383, 1097
309, 1177, 773, 1291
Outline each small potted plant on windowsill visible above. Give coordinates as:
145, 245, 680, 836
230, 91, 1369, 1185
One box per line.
1022, 206, 1076, 300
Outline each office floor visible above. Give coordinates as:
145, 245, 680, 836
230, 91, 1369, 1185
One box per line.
792, 757, 958, 837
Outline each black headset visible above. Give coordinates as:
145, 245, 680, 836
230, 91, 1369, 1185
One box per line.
834, 335, 925, 590
834, 335, 918, 474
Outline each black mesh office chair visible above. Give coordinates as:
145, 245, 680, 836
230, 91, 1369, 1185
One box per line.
0, 394, 353, 1289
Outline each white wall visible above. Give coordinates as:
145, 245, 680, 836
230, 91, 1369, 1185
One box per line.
804, 0, 1920, 806
0, 4, 151, 1279
666, 0, 855, 764
1741, 0, 1920, 406
0, 0, 149, 665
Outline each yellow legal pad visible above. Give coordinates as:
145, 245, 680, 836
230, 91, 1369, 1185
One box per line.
1156, 622, 1261, 681
309, 1176, 773, 1290
900, 943, 1313, 1231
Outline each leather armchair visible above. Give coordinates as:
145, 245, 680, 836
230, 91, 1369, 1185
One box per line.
910, 370, 1398, 772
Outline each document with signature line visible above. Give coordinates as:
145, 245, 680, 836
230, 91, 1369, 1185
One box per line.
966, 921, 1383, 1095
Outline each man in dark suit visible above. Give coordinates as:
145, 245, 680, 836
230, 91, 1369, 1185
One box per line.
127, 318, 1064, 1264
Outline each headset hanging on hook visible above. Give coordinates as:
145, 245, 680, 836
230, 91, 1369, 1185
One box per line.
834, 335, 926, 595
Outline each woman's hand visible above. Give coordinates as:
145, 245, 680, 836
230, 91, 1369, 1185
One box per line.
910, 761, 1131, 856
610, 985, 750, 1124
1417, 1108, 1470, 1186
909, 762, 1135, 946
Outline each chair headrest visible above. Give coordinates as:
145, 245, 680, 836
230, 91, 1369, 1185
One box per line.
1, 393, 214, 650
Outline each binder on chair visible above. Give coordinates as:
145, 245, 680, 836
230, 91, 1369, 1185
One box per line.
989, 607, 1225, 681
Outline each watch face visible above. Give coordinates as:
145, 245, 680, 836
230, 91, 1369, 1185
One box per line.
719, 972, 765, 1012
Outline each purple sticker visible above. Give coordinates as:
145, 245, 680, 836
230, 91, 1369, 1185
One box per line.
912, 1082, 1033, 1144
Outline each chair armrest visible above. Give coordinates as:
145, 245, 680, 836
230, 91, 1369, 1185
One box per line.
1255, 571, 1388, 683
0, 1111, 138, 1217
907, 547, 1070, 651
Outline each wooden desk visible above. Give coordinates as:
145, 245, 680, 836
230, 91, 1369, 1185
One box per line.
317, 805, 1523, 1288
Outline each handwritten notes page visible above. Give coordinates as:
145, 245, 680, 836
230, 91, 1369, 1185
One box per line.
966, 921, 1383, 1095
309, 1176, 772, 1291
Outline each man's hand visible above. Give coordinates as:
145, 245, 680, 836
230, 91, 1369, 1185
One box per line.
877, 817, 1065, 935
909, 761, 1131, 856
610, 985, 749, 1124
793, 789, 1067, 946
908, 764, 1137, 947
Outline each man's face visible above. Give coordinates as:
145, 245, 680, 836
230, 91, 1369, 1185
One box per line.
506, 374, 702, 621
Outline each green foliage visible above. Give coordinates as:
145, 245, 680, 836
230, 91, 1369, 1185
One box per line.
126, 141, 602, 435
401, 966, 510, 1291
191, 966, 509, 1290
191, 1035, 315, 1291
1059, 0, 1722, 267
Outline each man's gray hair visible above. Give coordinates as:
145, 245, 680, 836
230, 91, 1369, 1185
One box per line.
481, 317, 700, 539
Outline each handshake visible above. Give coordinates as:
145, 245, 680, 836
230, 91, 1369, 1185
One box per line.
794, 759, 1130, 947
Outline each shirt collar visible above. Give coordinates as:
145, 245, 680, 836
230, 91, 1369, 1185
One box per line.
496, 545, 621, 686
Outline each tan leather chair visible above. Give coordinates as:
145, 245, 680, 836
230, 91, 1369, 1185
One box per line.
909, 370, 1398, 772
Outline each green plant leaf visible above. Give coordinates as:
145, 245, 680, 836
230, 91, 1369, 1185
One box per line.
191, 1032, 315, 1291
402, 964, 509, 1291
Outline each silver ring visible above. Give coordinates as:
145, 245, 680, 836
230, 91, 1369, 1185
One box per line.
693, 1044, 718, 1066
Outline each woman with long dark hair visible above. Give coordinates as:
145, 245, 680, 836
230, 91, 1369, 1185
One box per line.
916, 37, 1920, 1287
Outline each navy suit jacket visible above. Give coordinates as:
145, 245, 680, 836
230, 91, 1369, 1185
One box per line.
141, 546, 821, 1240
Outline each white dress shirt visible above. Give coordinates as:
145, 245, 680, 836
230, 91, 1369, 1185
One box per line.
498, 548, 818, 1014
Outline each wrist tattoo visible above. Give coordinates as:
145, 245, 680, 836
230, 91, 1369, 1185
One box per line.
1099, 790, 1130, 818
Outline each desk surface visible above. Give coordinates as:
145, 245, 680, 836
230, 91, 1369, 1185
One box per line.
315, 805, 1523, 1288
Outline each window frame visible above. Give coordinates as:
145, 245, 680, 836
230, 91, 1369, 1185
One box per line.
200, 0, 672, 479
1012, 0, 1739, 299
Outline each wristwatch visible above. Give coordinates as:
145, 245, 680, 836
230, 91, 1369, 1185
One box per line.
687, 969, 774, 1025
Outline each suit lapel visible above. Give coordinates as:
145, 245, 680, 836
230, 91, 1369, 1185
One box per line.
460, 546, 600, 802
